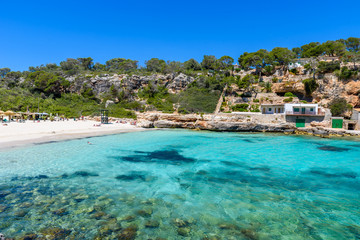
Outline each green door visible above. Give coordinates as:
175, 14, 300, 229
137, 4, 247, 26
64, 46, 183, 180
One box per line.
301, 108, 306, 114
332, 119, 343, 128
296, 119, 305, 127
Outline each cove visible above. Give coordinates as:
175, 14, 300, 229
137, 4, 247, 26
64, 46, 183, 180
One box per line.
0, 130, 359, 239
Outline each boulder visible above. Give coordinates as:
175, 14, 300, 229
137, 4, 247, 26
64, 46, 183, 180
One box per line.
167, 73, 194, 92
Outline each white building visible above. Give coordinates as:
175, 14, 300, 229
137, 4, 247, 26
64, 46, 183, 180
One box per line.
261, 103, 324, 115
284, 103, 320, 115
261, 104, 285, 114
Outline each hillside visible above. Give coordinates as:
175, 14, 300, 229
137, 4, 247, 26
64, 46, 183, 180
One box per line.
0, 37, 359, 119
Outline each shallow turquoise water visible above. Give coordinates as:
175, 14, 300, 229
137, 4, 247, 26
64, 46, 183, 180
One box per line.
0, 130, 360, 239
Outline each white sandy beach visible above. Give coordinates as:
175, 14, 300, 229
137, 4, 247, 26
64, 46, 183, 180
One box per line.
0, 120, 145, 149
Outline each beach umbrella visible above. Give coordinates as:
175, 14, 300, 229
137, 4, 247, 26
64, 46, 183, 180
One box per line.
4, 111, 15, 121
0, 110, 4, 115
4, 110, 14, 116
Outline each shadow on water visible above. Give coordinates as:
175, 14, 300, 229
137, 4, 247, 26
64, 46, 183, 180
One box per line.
221, 161, 271, 173
308, 168, 358, 179
115, 171, 154, 181
317, 146, 351, 152
61, 171, 99, 178
110, 149, 196, 165
176, 165, 360, 194
347, 144, 360, 148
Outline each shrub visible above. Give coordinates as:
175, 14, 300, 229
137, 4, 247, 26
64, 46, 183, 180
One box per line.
271, 77, 279, 83
302, 78, 318, 96
328, 98, 352, 117
231, 103, 249, 112
253, 99, 259, 103
283, 97, 293, 103
289, 68, 298, 75
334, 66, 357, 81
250, 104, 260, 112
300, 100, 307, 103
176, 88, 221, 113
317, 61, 340, 73
284, 92, 295, 97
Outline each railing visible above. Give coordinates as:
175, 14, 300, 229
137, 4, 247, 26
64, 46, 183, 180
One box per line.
285, 110, 325, 116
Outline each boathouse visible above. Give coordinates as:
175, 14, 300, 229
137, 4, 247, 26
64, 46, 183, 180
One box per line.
284, 103, 325, 127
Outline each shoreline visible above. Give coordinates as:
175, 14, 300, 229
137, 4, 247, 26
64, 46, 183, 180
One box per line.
137, 112, 360, 138
2, 118, 360, 151
0, 121, 148, 150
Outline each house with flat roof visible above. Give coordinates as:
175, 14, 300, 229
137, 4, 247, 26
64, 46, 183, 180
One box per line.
284, 103, 321, 116
284, 103, 326, 127
261, 104, 285, 114
261, 103, 327, 127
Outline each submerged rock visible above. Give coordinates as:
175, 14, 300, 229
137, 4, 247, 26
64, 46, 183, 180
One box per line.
52, 208, 68, 216
117, 225, 138, 240
218, 223, 239, 230
19, 233, 38, 240
91, 211, 108, 220
14, 210, 28, 218
240, 229, 259, 240
74, 194, 89, 202
0, 205, 8, 213
40, 227, 71, 240
173, 218, 191, 228
0, 190, 11, 198
96, 222, 122, 238
202, 236, 222, 240
136, 208, 152, 217
121, 215, 136, 222
145, 220, 160, 228
20, 202, 33, 208
177, 227, 191, 236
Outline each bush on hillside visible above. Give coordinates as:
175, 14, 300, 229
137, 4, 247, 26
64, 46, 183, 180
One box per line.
302, 78, 318, 96
284, 92, 295, 97
328, 98, 352, 117
231, 103, 249, 112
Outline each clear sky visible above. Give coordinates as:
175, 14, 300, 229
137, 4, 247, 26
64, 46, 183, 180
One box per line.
1, 0, 359, 71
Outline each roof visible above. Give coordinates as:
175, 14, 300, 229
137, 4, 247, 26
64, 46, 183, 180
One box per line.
284, 103, 318, 107
261, 104, 284, 107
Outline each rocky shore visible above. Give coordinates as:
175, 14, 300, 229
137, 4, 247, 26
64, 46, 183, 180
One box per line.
137, 112, 360, 138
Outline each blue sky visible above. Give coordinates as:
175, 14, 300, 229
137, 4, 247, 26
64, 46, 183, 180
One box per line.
1, 0, 359, 71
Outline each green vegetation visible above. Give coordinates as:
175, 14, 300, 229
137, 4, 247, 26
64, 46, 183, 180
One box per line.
284, 92, 295, 97
334, 67, 358, 81
316, 61, 340, 73
231, 103, 249, 112
328, 98, 353, 117
302, 78, 319, 96
0, 36, 359, 117
250, 104, 260, 112
283, 97, 293, 103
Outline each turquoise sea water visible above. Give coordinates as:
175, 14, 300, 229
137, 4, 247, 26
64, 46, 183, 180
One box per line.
0, 130, 360, 239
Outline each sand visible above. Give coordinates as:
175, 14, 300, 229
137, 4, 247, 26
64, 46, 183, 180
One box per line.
0, 120, 146, 150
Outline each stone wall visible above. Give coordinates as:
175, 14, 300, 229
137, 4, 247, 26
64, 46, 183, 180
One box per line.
285, 115, 326, 127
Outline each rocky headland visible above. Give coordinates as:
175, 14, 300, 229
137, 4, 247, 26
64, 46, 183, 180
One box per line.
137, 112, 360, 138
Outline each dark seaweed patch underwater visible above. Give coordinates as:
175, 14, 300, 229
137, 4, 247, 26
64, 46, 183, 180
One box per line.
0, 130, 360, 239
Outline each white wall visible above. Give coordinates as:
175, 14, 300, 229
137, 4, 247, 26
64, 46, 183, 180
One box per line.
284, 104, 318, 114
